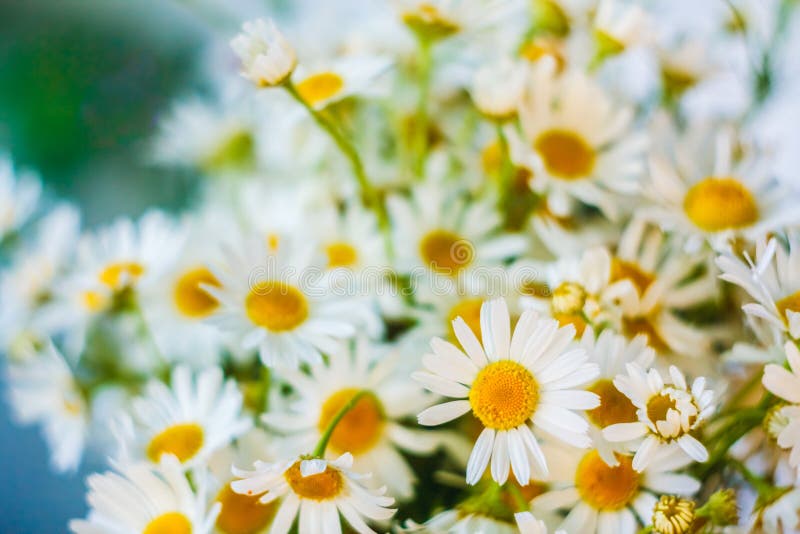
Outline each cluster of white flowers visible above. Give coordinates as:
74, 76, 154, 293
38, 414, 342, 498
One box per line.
3, 0, 800, 532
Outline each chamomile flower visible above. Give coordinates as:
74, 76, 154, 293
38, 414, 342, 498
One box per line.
6, 341, 87, 472
263, 338, 443, 500
0, 154, 41, 241
762, 341, 800, 469
717, 234, 800, 339
603, 364, 715, 471
291, 56, 391, 110
532, 445, 700, 534
230, 19, 297, 87
415, 298, 600, 485
115, 366, 251, 469
70, 455, 220, 534
231, 453, 396, 534
205, 236, 371, 368
510, 59, 646, 219
591, 0, 649, 61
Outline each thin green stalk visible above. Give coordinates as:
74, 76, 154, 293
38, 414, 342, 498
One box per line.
412, 38, 433, 177
312, 389, 369, 458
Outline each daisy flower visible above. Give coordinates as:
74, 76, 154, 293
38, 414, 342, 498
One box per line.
532, 445, 700, 534
591, 0, 649, 61
115, 366, 251, 469
262, 337, 444, 500
762, 341, 800, 469
6, 341, 87, 472
69, 455, 220, 534
230, 19, 297, 87
510, 59, 646, 219
603, 364, 715, 471
291, 56, 391, 110
642, 124, 799, 249
717, 234, 800, 339
0, 154, 41, 241
415, 298, 600, 485
205, 235, 372, 368
231, 453, 396, 534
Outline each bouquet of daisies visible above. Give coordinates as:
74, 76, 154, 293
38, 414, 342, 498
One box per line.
3, 0, 800, 532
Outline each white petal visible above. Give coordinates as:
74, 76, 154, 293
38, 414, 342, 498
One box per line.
466, 428, 496, 484
417, 400, 471, 426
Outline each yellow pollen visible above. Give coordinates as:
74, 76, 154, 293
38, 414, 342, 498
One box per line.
215, 483, 278, 534
146, 423, 204, 463
575, 451, 640, 511
587, 379, 638, 428
623, 315, 669, 354
611, 258, 655, 296
325, 242, 358, 269
419, 229, 473, 275
245, 281, 309, 332
776, 290, 800, 323
296, 72, 345, 106
284, 461, 344, 501
448, 298, 484, 343
551, 282, 587, 316
317, 388, 384, 455
82, 290, 107, 312
646, 394, 677, 423
99, 261, 145, 289
173, 267, 221, 319
402, 4, 460, 40
469, 361, 539, 430
143, 512, 192, 534
534, 129, 596, 180
652, 495, 696, 534
683, 177, 759, 232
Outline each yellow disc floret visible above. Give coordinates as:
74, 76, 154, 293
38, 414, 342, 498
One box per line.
296, 72, 345, 106
325, 242, 358, 268
469, 361, 539, 430
586, 379, 638, 428
534, 129, 596, 180
146, 422, 204, 463
575, 451, 640, 511
215, 483, 278, 534
99, 261, 145, 289
318, 388, 384, 455
419, 229, 473, 275
284, 461, 344, 501
683, 177, 758, 232
245, 281, 309, 332
143, 512, 192, 534
173, 267, 221, 319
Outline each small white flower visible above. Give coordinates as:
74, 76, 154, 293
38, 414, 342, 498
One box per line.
292, 56, 391, 110
230, 18, 297, 87
231, 453, 395, 534
415, 298, 600, 485
603, 364, 715, 471
762, 341, 800, 469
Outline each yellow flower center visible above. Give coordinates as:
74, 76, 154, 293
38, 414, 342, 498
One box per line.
284, 461, 344, 501
469, 361, 539, 430
99, 261, 145, 289
82, 290, 107, 312
402, 4, 460, 40
611, 258, 655, 296
586, 379, 638, 428
652, 495, 696, 534
143, 512, 192, 534
317, 388, 384, 455
534, 129, 596, 180
448, 298, 484, 343
215, 483, 278, 534
683, 177, 759, 232
481, 141, 503, 177
296, 72, 345, 106
776, 290, 800, 324
623, 316, 669, 354
146, 423, 204, 463
245, 281, 309, 332
173, 267, 221, 319
325, 242, 358, 269
554, 312, 588, 337
419, 229, 473, 275
646, 393, 677, 423
575, 451, 640, 511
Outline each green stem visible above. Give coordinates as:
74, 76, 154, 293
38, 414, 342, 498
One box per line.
312, 389, 369, 458
729, 457, 772, 494
412, 38, 433, 177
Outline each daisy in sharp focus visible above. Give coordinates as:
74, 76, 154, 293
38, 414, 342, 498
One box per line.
231, 453, 396, 534
532, 444, 700, 534
262, 337, 446, 500
762, 341, 800, 470
602, 364, 715, 472
414, 298, 600, 485
291, 56, 391, 110
70, 455, 219, 534
509, 59, 647, 219
115, 365, 251, 469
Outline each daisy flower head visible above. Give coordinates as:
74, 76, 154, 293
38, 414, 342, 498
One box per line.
205, 234, 371, 368
230, 18, 297, 87
510, 59, 646, 219
115, 365, 251, 469
70, 455, 220, 534
415, 297, 600, 485
0, 153, 41, 241
532, 444, 700, 534
291, 55, 391, 110
718, 234, 800, 340
231, 453, 395, 534
762, 341, 800, 469
603, 364, 715, 472
263, 337, 443, 500
643, 123, 800, 250
6, 340, 87, 472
